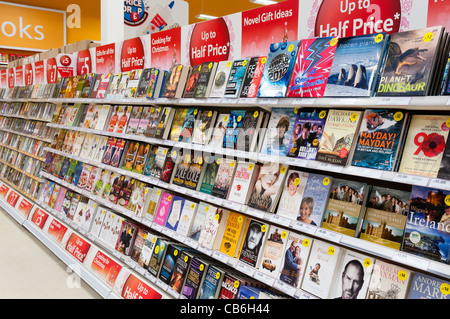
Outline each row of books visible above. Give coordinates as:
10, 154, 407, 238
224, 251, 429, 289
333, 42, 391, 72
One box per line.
3, 26, 450, 101
43, 125, 450, 267
46, 99, 450, 180
0, 130, 47, 160
0, 116, 57, 142
0, 166, 41, 200
35, 173, 449, 299
0, 146, 42, 177
0, 101, 55, 122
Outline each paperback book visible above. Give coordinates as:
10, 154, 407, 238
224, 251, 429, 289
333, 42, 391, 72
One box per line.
299, 173, 333, 227
260, 107, 297, 157
224, 59, 248, 98
276, 170, 309, 221
209, 60, 232, 98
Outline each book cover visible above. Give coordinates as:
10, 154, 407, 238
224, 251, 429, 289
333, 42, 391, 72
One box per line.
316, 109, 362, 166
126, 180, 145, 215
194, 61, 217, 98
154, 192, 174, 226
301, 239, 343, 299
146, 68, 165, 99
352, 109, 408, 171
258, 40, 300, 97
117, 176, 134, 208
121, 140, 139, 171
278, 232, 313, 289
236, 109, 264, 152
115, 220, 139, 256
158, 244, 182, 285
211, 158, 236, 200
360, 186, 410, 250
376, 27, 445, 96
135, 68, 152, 98
258, 225, 289, 280
181, 257, 207, 299
286, 37, 336, 98
165, 196, 185, 231
286, 109, 328, 160
114, 71, 130, 98
277, 170, 309, 221
151, 146, 168, 180
218, 211, 247, 258
224, 59, 248, 98
227, 162, 260, 205
183, 153, 205, 191
141, 106, 160, 137
198, 264, 224, 299
323, 178, 368, 237
188, 202, 210, 242
125, 106, 143, 135
169, 108, 188, 142
198, 207, 226, 250
176, 200, 197, 238
208, 113, 230, 149
129, 228, 150, 265
107, 106, 120, 132
80, 73, 97, 98
148, 238, 170, 278
330, 249, 375, 299
114, 105, 132, 134
199, 155, 221, 195
183, 64, 200, 98
160, 148, 177, 183
398, 114, 449, 177
366, 259, 412, 299
109, 138, 126, 168
242, 56, 266, 98
89, 73, 103, 98
299, 173, 333, 227
239, 56, 261, 98
438, 138, 450, 180
223, 110, 246, 150
169, 250, 192, 295
247, 162, 288, 213
132, 143, 150, 174
178, 108, 198, 143
218, 273, 244, 299
209, 60, 232, 98
191, 109, 217, 145
402, 185, 450, 264
154, 107, 175, 140
324, 33, 388, 97
161, 64, 190, 98
93, 168, 110, 197
143, 187, 163, 221
108, 174, 124, 204
105, 73, 122, 99
408, 272, 450, 299
260, 107, 297, 157
101, 137, 117, 166
96, 73, 113, 99
124, 69, 142, 98
238, 219, 269, 268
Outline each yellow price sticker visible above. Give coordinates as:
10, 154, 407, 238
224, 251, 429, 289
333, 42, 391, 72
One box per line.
319, 110, 327, 119
238, 216, 244, 223
280, 166, 287, 174
328, 246, 335, 256
253, 111, 259, 118
261, 225, 267, 232
217, 158, 221, 165
227, 62, 232, 68
224, 116, 229, 122
312, 139, 319, 146
261, 57, 267, 64
200, 264, 204, 271
178, 65, 182, 71
234, 280, 240, 289
294, 177, 300, 186
184, 256, 188, 262
168, 195, 172, 201
294, 108, 299, 114
303, 239, 310, 247
248, 164, 254, 170
154, 246, 160, 254
375, 33, 384, 43
446, 118, 450, 128
208, 111, 212, 117
398, 270, 408, 281
330, 37, 338, 46
174, 249, 178, 256
445, 195, 450, 206
363, 258, 372, 268
288, 44, 294, 52
242, 60, 247, 67
394, 112, 404, 122
215, 213, 220, 221
281, 231, 288, 239
350, 112, 358, 122
440, 283, 450, 296
230, 161, 235, 168
237, 115, 242, 122
216, 272, 221, 279
323, 177, 330, 186
209, 62, 213, 69
191, 203, 195, 209
424, 32, 433, 42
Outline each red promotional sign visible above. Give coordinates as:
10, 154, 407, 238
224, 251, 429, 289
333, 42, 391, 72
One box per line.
90, 250, 122, 287
77, 49, 93, 75
95, 43, 116, 74
241, 0, 298, 57
57, 53, 75, 78
0, 183, 10, 198
15, 66, 23, 86
34, 60, 45, 84
31, 208, 49, 229
189, 17, 230, 66
17, 198, 33, 217
6, 190, 19, 207
65, 233, 91, 263
0, 70, 6, 87
121, 273, 162, 299
121, 37, 145, 72
46, 57, 58, 84
7, 68, 14, 88
24, 63, 33, 86
47, 219, 68, 243
150, 27, 181, 70
314, 0, 402, 37
427, 0, 450, 30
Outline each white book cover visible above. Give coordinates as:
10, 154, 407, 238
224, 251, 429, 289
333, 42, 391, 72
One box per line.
209, 60, 232, 98
98, 210, 114, 245
188, 201, 211, 242
208, 113, 230, 149
276, 170, 309, 220
227, 162, 258, 205
257, 225, 290, 280
198, 207, 228, 250
90, 207, 107, 238
176, 200, 198, 238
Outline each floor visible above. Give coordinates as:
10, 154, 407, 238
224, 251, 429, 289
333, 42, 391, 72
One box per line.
0, 206, 101, 299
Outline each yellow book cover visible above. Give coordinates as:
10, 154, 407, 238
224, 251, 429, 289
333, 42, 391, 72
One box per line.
218, 212, 247, 258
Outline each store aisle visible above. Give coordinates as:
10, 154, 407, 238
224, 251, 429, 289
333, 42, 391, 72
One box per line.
0, 206, 101, 299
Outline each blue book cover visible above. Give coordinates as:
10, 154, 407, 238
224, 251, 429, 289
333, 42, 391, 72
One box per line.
181, 257, 206, 299
258, 40, 300, 98
324, 33, 388, 97
224, 59, 249, 98
164, 196, 185, 231
408, 272, 450, 299
260, 107, 297, 157
198, 265, 223, 299
402, 185, 450, 264
300, 173, 332, 227
71, 162, 84, 186
178, 108, 198, 143
223, 110, 246, 149
351, 109, 408, 171
286, 109, 328, 160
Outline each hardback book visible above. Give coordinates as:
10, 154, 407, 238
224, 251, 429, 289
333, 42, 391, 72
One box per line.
132, 143, 151, 174
209, 60, 232, 98
238, 218, 269, 268
224, 59, 249, 98
197, 264, 225, 299
160, 147, 178, 183
145, 68, 165, 99
108, 174, 124, 204
175, 200, 198, 238
90, 207, 106, 238
114, 105, 132, 134
223, 110, 246, 150
247, 162, 289, 213
143, 145, 158, 176
72, 131, 86, 156
169, 108, 188, 142
89, 73, 103, 98
286, 109, 328, 160
316, 109, 363, 166
77, 164, 93, 190
299, 173, 333, 227
96, 73, 113, 99
73, 74, 87, 98
80, 73, 97, 98
286, 37, 336, 98
329, 249, 375, 299
376, 26, 445, 97
154, 192, 174, 227
322, 178, 368, 237
117, 176, 134, 208
198, 207, 229, 250
352, 109, 409, 171
208, 113, 230, 149
158, 244, 184, 285
258, 40, 300, 98
398, 114, 449, 177
178, 108, 199, 143
134, 68, 152, 98
143, 187, 163, 222
71, 162, 85, 186
183, 153, 206, 191
121, 140, 139, 171
199, 155, 221, 195
301, 239, 343, 299
130, 228, 151, 266
64, 159, 79, 183
97, 209, 115, 247
227, 162, 260, 205
154, 107, 175, 140
141, 106, 159, 137
218, 272, 246, 300
134, 230, 157, 269
211, 158, 237, 199
105, 73, 122, 99
124, 106, 143, 135
86, 166, 101, 193
218, 211, 247, 259
114, 71, 131, 99
161, 64, 190, 98
151, 146, 169, 180
366, 259, 412, 299
109, 138, 126, 168
188, 202, 211, 242
124, 69, 142, 98
168, 250, 193, 295
181, 256, 208, 299
101, 137, 118, 166
260, 107, 297, 157
240, 56, 266, 98
324, 32, 389, 97
276, 170, 309, 221
402, 185, 450, 264
236, 109, 265, 152
126, 180, 146, 216
115, 220, 139, 256
360, 186, 411, 250
148, 237, 172, 278
438, 138, 450, 180
93, 168, 111, 197
193, 61, 218, 98
183, 64, 200, 98
106, 106, 121, 132
81, 104, 96, 128
165, 196, 185, 232
408, 272, 450, 299
191, 109, 218, 145
257, 225, 289, 280
93, 135, 109, 163
278, 231, 313, 290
